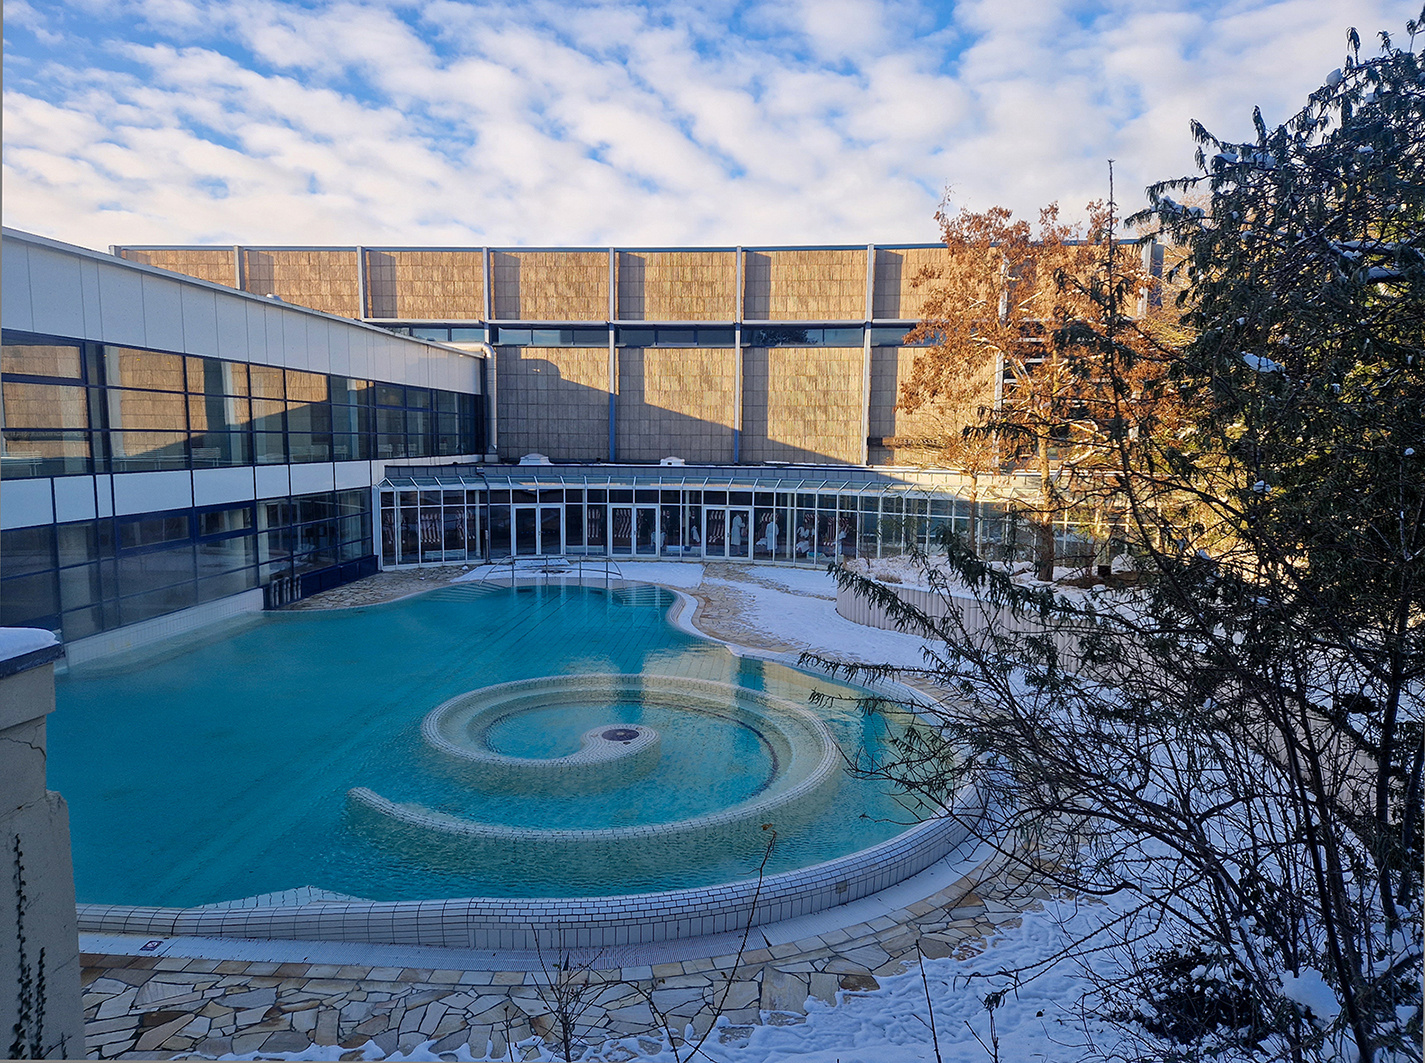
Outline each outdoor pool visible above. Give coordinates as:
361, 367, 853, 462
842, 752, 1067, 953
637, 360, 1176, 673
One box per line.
51, 582, 929, 908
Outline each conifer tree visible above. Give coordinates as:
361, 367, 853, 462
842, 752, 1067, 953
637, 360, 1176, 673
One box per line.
829, 18, 1424, 1061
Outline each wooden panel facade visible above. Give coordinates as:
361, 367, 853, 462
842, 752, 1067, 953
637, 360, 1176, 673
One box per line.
872, 247, 949, 321
119, 249, 235, 289
240, 250, 361, 318
494, 346, 609, 461
366, 250, 484, 321
493, 251, 607, 322
616, 251, 737, 321
740, 346, 864, 464
743, 249, 868, 322
616, 347, 737, 462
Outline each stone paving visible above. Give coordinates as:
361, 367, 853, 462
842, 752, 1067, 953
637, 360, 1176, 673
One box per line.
80, 561, 1051, 1059
279, 566, 475, 610
82, 853, 1057, 1059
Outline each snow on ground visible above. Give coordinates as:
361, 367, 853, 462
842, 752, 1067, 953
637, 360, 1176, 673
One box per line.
702, 572, 936, 670
225, 895, 1139, 1063
740, 564, 839, 599
606, 560, 706, 589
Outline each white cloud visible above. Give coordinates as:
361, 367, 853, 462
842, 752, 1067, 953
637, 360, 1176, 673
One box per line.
1, 0, 1416, 250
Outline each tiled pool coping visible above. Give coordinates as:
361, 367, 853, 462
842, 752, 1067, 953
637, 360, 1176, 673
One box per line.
75, 782, 984, 950
76, 571, 979, 953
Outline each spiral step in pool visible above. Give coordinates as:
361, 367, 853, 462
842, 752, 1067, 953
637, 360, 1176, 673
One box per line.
348, 675, 844, 872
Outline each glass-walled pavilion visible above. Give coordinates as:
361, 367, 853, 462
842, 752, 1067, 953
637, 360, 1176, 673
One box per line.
380, 463, 1104, 570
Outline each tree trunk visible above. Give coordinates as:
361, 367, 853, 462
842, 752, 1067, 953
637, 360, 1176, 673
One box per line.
967, 474, 980, 556
1035, 435, 1055, 581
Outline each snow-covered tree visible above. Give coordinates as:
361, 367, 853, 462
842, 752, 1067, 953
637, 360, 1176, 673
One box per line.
826, 20, 1423, 1062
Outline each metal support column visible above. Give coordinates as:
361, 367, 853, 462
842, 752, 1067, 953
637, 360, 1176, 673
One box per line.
861, 244, 875, 466
355, 246, 367, 318
733, 246, 744, 464
607, 247, 617, 461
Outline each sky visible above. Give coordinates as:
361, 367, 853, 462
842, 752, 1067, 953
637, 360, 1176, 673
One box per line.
1, 0, 1412, 251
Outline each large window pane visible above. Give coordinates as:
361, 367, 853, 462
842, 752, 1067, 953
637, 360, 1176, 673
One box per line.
58, 563, 104, 610
187, 357, 249, 397
106, 347, 185, 391
196, 568, 257, 603
332, 403, 371, 435
249, 365, 285, 399
287, 432, 331, 462
119, 582, 198, 625
2, 382, 89, 428
196, 535, 256, 576
189, 432, 251, 467
250, 397, 286, 430
198, 507, 253, 537
117, 544, 196, 595
1, 431, 91, 477
110, 389, 186, 430
109, 432, 187, 471
1, 525, 55, 576
56, 523, 97, 568
120, 513, 190, 550
188, 393, 250, 432
0, 571, 59, 627
254, 432, 287, 464
2, 344, 84, 379
330, 377, 371, 406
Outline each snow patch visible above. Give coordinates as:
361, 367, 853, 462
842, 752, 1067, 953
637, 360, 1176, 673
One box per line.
0, 627, 59, 663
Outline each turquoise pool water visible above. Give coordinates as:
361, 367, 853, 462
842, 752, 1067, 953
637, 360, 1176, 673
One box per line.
50, 583, 917, 906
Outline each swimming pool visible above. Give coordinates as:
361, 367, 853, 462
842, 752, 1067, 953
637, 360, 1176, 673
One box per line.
52, 582, 938, 909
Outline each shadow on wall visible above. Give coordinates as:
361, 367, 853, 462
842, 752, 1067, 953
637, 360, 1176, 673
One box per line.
496, 346, 867, 466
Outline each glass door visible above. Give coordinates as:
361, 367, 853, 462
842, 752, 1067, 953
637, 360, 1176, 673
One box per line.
539, 506, 562, 555
635, 506, 658, 555
726, 507, 752, 559
611, 506, 633, 555
703, 508, 726, 558
514, 506, 538, 555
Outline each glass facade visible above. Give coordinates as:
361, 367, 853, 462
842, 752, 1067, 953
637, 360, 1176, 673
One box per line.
0, 488, 375, 637
0, 335, 485, 479
379, 467, 1102, 570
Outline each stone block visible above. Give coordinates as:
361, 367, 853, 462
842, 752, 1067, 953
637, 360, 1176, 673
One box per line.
808, 973, 839, 1006
759, 970, 807, 1014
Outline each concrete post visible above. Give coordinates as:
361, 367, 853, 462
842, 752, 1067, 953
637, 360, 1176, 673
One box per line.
1, 633, 83, 1060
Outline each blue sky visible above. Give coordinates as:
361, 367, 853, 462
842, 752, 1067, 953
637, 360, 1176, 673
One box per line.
1, 0, 1410, 249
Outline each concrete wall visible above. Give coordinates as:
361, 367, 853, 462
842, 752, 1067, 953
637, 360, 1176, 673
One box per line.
6, 231, 481, 396
0, 640, 83, 1060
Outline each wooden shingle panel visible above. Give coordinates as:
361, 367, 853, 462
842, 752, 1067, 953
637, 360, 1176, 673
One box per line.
617, 251, 737, 322
494, 251, 607, 322
743, 249, 868, 322
121, 249, 235, 289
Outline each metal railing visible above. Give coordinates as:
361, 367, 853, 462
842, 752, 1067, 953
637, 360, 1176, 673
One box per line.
468, 555, 626, 587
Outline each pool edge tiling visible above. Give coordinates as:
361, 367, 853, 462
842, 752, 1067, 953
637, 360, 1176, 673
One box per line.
75, 779, 984, 949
